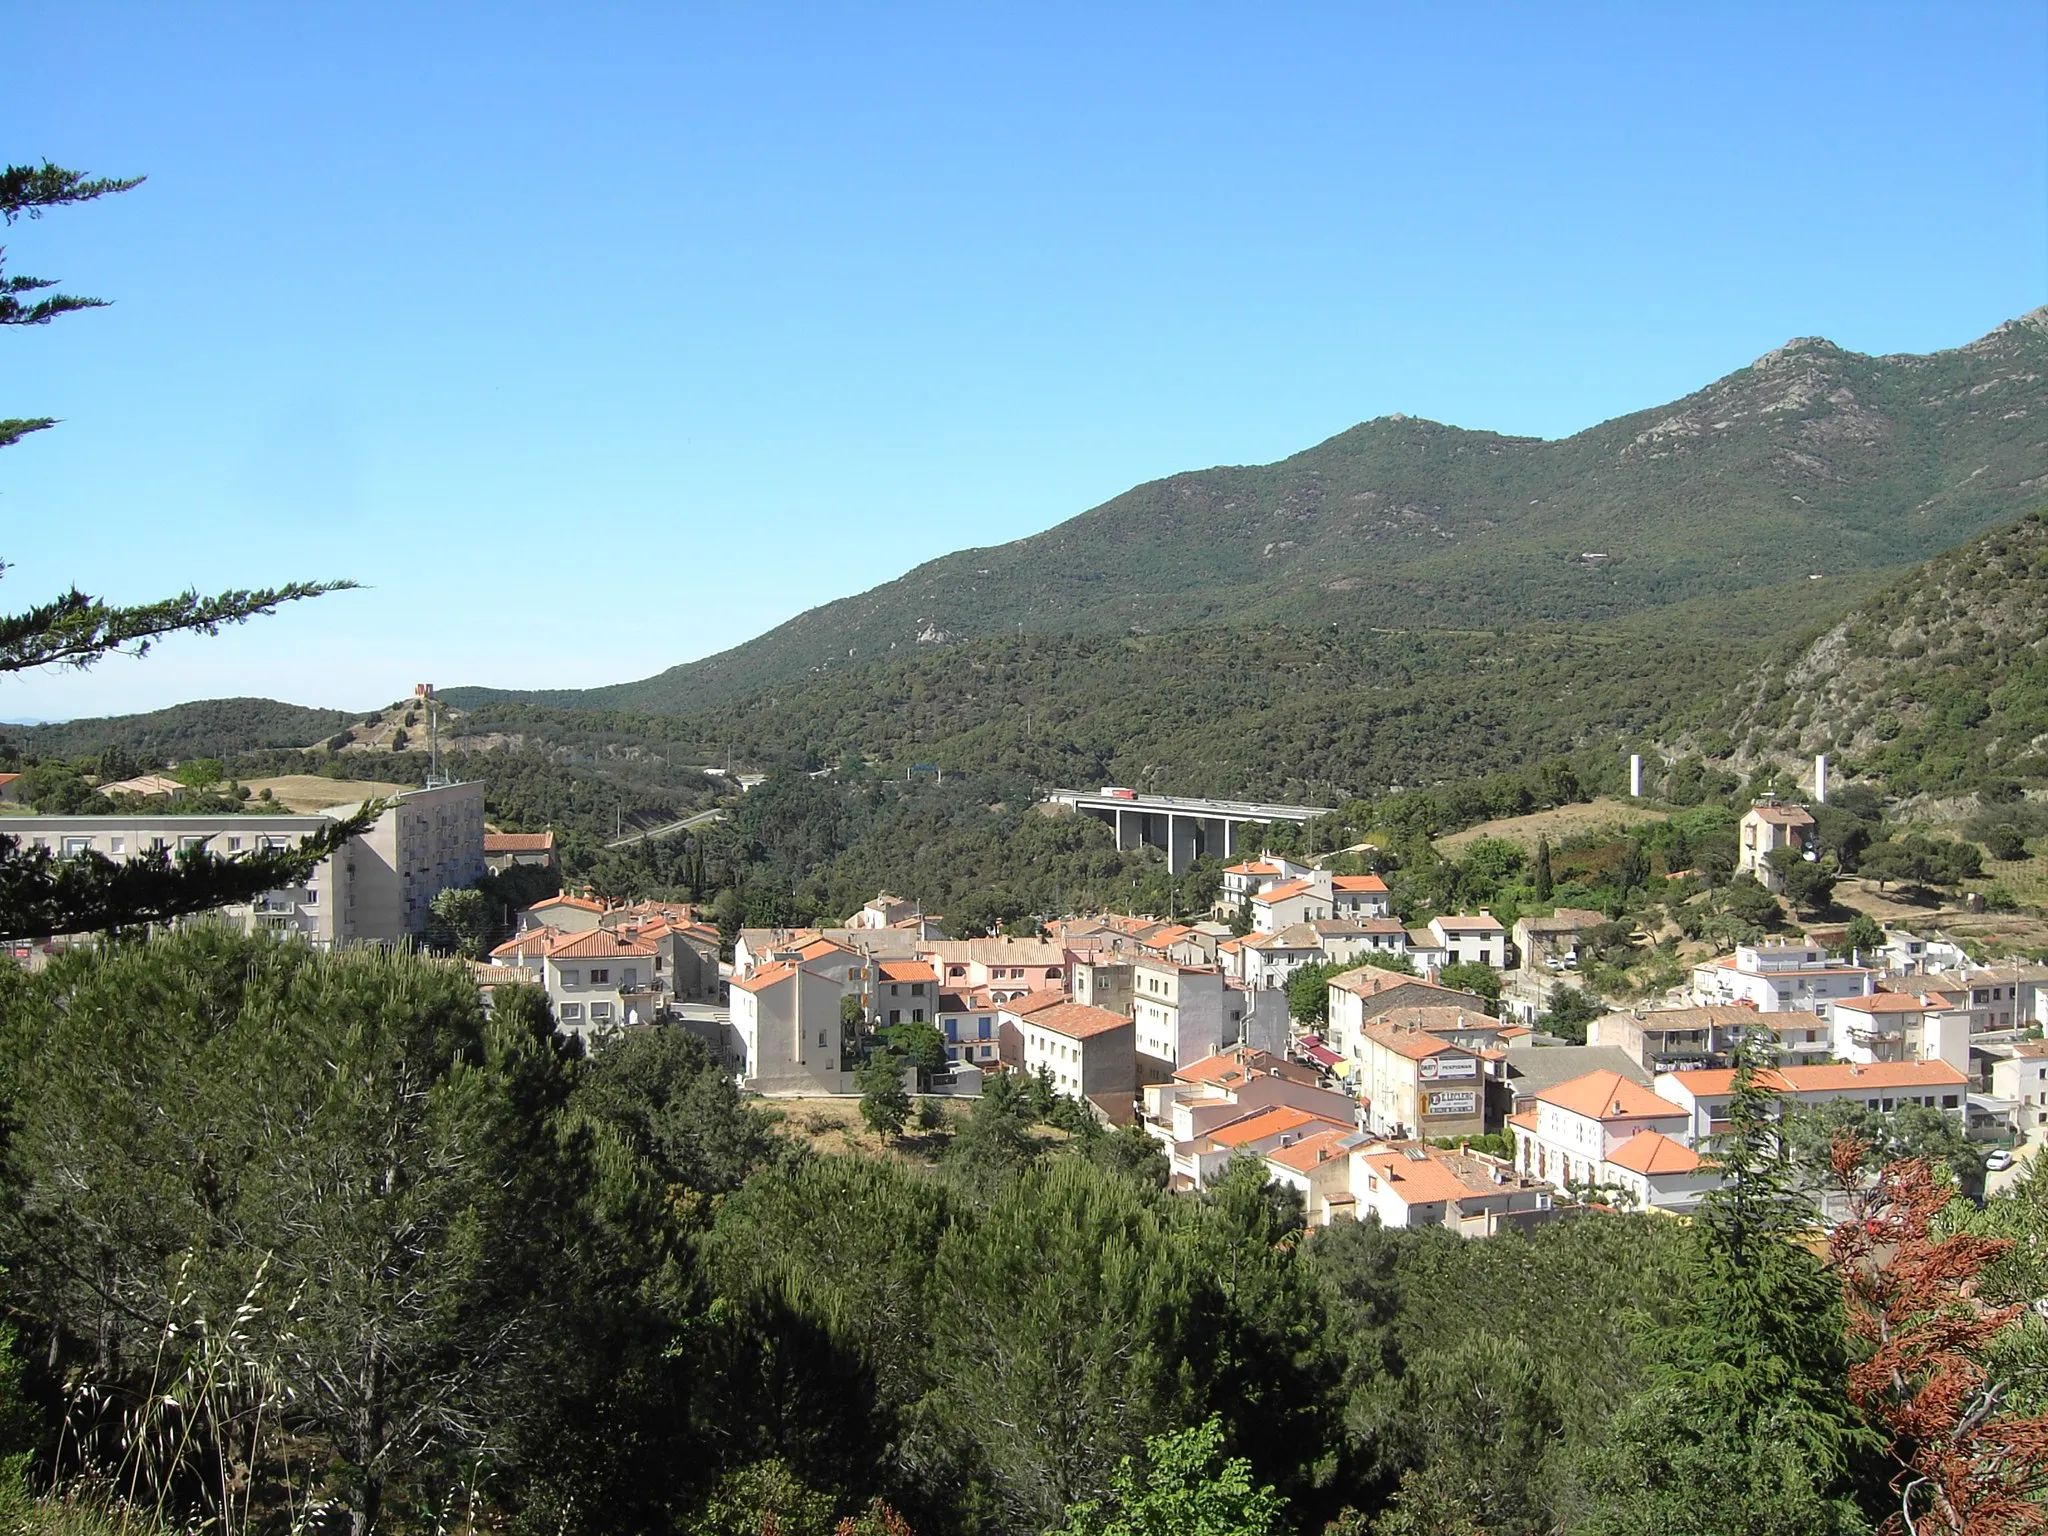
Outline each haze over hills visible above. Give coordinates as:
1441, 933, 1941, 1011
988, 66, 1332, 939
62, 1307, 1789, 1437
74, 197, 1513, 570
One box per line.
447, 309, 2048, 717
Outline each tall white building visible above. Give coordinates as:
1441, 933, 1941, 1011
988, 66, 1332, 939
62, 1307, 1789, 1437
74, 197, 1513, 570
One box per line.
4, 781, 486, 946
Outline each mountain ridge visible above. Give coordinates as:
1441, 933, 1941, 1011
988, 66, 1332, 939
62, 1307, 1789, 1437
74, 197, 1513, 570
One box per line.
445, 308, 2048, 717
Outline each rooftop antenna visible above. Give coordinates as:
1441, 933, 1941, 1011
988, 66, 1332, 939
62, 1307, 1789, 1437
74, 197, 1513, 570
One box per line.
416, 683, 446, 786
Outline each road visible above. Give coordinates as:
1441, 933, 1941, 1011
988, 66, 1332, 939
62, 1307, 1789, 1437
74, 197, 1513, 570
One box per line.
605, 807, 726, 850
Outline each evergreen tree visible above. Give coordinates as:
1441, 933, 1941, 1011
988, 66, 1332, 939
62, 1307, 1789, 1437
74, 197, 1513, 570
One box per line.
1533, 835, 1554, 902
0, 162, 358, 938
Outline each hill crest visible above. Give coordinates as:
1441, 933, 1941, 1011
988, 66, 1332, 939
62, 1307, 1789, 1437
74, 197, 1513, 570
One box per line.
438, 306, 2044, 716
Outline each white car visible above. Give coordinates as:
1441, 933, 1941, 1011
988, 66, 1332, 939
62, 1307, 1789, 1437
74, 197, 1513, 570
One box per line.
1985, 1149, 2015, 1173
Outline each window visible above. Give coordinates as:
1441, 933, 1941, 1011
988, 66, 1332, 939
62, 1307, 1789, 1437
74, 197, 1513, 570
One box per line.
978, 1017, 992, 1039
1941, 1094, 1959, 1109
1047, 968, 1061, 980
590, 1003, 613, 1021
913, 1008, 925, 1023
259, 836, 288, 852
559, 1003, 584, 1021
589, 968, 609, 985
109, 837, 124, 854
819, 1031, 828, 1047
889, 1009, 901, 1025
303, 887, 317, 905
911, 982, 926, 996
179, 835, 207, 853
561, 969, 580, 986
621, 968, 636, 987
227, 836, 242, 851
62, 837, 92, 857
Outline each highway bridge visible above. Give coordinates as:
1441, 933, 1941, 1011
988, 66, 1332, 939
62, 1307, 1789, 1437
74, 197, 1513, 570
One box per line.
1042, 788, 1335, 874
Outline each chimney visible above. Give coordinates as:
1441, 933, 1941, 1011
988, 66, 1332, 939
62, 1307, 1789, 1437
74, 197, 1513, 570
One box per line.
1629, 753, 1642, 798
1814, 754, 1829, 805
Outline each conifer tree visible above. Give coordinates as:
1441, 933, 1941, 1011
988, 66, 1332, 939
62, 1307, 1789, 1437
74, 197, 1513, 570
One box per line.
0, 162, 360, 938
1533, 835, 1554, 902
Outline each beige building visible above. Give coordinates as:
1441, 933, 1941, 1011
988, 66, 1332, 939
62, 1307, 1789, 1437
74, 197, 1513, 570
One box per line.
1738, 801, 1817, 890
5, 781, 485, 946
1355, 1019, 1489, 1141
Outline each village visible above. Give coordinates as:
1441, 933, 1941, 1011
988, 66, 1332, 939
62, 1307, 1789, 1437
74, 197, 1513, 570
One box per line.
475, 793, 2047, 1230
4, 760, 2042, 1227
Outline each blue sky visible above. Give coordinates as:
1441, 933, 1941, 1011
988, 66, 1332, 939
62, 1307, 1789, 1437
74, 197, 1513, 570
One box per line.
4, 3, 2044, 719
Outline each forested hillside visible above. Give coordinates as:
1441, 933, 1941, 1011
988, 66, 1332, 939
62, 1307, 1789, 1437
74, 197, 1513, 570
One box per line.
6, 932, 2044, 1536
3, 698, 354, 764
1710, 509, 2048, 798
450, 309, 2048, 716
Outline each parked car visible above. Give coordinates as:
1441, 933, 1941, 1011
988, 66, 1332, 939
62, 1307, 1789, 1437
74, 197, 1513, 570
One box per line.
1986, 1148, 2015, 1173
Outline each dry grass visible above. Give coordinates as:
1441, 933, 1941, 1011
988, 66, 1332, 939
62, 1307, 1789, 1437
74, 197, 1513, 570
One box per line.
241, 775, 413, 812
757, 1094, 969, 1164
1435, 797, 1669, 855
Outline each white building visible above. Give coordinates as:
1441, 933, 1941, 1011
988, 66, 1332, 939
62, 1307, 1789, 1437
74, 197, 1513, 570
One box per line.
1130, 958, 1286, 1071
1830, 991, 1974, 1076
1510, 1070, 1693, 1194
1691, 941, 1874, 1018
1650, 1060, 1969, 1145
4, 781, 486, 946
1019, 1001, 1136, 1122
1990, 1041, 2048, 1133
729, 960, 853, 1094
1429, 913, 1507, 969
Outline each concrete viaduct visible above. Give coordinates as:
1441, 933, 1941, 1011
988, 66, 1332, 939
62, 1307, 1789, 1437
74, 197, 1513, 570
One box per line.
1043, 788, 1335, 875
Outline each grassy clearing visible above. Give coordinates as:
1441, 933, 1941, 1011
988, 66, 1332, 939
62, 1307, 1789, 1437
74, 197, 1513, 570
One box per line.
242, 774, 413, 812
1435, 796, 1669, 855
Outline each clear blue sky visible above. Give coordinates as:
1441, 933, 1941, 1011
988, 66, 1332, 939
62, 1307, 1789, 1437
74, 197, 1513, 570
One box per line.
4, 3, 2044, 719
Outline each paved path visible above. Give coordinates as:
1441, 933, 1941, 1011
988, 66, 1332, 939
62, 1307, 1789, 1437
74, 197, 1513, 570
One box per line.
605, 807, 726, 849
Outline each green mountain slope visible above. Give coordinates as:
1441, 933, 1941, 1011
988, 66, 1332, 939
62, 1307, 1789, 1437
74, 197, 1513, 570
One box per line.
4, 698, 355, 764
447, 570, 1888, 804
449, 308, 2048, 716
1707, 509, 2048, 797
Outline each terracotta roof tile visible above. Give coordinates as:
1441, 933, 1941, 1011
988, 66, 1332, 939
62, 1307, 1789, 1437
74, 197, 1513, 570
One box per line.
1604, 1130, 1703, 1176
1536, 1070, 1686, 1121
1023, 1001, 1132, 1041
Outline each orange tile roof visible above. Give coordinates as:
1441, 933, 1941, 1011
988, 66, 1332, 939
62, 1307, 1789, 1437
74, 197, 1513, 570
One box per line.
878, 960, 938, 983
1173, 1046, 1312, 1089
1360, 1021, 1480, 1064
1670, 1061, 1968, 1096
1226, 860, 1283, 876
1255, 879, 1315, 902
547, 928, 658, 960
485, 831, 555, 852
1357, 1146, 1486, 1206
1841, 991, 1955, 1014
1263, 1126, 1352, 1173
531, 894, 605, 914
1375, 1005, 1494, 1035
1205, 1104, 1346, 1149
1333, 875, 1390, 893
1433, 912, 1504, 932
490, 933, 549, 960
999, 987, 1070, 1018
1604, 1129, 1702, 1176
730, 960, 802, 993
1749, 804, 1816, 826
1506, 1109, 1539, 1132
1536, 1070, 1685, 1121
1024, 1001, 1132, 1041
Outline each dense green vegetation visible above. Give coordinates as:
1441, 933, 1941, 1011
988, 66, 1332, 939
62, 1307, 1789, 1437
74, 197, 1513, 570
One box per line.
4, 931, 2043, 1534
447, 312, 2048, 717
1713, 509, 2048, 800
4, 698, 354, 765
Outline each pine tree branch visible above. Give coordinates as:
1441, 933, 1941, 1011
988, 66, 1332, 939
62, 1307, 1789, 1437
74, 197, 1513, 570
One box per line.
0, 805, 377, 940
0, 162, 145, 221
0, 580, 360, 673
0, 417, 54, 450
